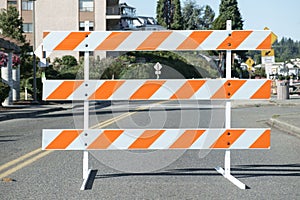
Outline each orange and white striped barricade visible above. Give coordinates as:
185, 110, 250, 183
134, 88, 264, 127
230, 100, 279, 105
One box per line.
42, 20, 273, 190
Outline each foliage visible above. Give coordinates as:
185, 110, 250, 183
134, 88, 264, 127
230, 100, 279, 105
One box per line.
182, 0, 202, 30
182, 1, 215, 30
156, 0, 183, 29
212, 0, 243, 30
61, 55, 78, 67
0, 81, 10, 104
273, 38, 300, 62
245, 38, 300, 64
0, 6, 26, 43
201, 5, 215, 29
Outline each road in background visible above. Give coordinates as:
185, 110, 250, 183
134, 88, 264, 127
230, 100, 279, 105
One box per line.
0, 101, 299, 199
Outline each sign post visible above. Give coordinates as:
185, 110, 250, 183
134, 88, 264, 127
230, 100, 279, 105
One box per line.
154, 62, 162, 79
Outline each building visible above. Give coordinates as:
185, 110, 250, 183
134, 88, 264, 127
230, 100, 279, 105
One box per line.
0, 0, 121, 60
254, 58, 300, 79
0, 1, 164, 61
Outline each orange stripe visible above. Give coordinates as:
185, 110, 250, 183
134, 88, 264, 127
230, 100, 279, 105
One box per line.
130, 80, 166, 100
54, 32, 90, 50
171, 80, 206, 99
251, 80, 271, 99
47, 81, 83, 100
211, 80, 246, 99
129, 130, 165, 149
256, 34, 272, 50
87, 130, 123, 149
89, 80, 125, 100
43, 32, 50, 38
95, 32, 132, 50
217, 31, 252, 50
170, 130, 205, 148
177, 31, 212, 50
46, 130, 82, 149
250, 130, 270, 149
136, 32, 172, 50
210, 129, 245, 148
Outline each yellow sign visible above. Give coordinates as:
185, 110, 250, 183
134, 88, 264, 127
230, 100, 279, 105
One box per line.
264, 27, 278, 44
245, 58, 255, 67
262, 49, 275, 57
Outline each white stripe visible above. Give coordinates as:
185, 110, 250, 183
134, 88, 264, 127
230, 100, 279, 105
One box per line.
110, 80, 145, 100
238, 31, 271, 50
74, 32, 111, 51
230, 129, 266, 149
193, 80, 225, 99
150, 80, 186, 100
43, 32, 70, 51
71, 80, 104, 100
199, 31, 230, 50
108, 130, 144, 149
159, 31, 191, 50
78, 130, 104, 149
231, 80, 265, 99
149, 129, 185, 149
42, 130, 62, 149
190, 129, 224, 149
43, 80, 62, 100
116, 32, 151, 51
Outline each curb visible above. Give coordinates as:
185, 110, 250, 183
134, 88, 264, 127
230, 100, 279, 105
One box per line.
0, 107, 65, 122
267, 117, 300, 138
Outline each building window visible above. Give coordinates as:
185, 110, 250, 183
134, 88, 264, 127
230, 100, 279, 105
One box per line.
7, 0, 17, 7
79, 21, 94, 31
22, 0, 33, 10
79, 0, 94, 12
23, 23, 33, 33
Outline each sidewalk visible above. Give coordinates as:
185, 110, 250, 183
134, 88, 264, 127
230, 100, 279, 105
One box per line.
1, 97, 300, 137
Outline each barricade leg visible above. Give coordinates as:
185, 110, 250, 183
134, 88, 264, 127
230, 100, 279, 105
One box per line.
80, 25, 93, 191
215, 150, 246, 189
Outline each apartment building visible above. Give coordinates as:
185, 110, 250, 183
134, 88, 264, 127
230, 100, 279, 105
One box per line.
0, 0, 121, 60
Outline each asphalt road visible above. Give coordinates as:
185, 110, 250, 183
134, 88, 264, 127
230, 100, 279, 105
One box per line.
0, 101, 299, 199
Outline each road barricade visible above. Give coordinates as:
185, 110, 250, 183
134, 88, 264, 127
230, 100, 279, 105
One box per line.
42, 23, 273, 190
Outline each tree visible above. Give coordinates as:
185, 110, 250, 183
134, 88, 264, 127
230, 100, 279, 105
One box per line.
212, 0, 243, 30
156, 0, 183, 30
182, 0, 202, 30
201, 5, 215, 29
0, 6, 26, 43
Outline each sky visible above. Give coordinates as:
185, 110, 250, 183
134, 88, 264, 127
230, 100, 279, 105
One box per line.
120, 0, 300, 41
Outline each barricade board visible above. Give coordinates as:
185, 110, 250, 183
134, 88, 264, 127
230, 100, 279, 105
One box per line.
43, 30, 272, 52
43, 79, 271, 101
42, 129, 270, 150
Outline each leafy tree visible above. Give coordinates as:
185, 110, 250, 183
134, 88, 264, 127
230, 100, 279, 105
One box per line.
156, 0, 183, 29
201, 5, 215, 29
0, 6, 26, 43
182, 1, 215, 30
182, 0, 202, 30
212, 0, 243, 30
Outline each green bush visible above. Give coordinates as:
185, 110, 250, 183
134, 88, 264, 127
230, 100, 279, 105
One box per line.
0, 81, 10, 104
61, 55, 77, 67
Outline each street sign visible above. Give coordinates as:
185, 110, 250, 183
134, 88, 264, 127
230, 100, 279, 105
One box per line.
154, 62, 162, 71
264, 27, 278, 44
245, 58, 255, 67
262, 49, 275, 57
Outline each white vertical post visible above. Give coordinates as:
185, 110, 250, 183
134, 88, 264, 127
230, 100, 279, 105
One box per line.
81, 21, 91, 190
215, 20, 246, 189
225, 20, 232, 176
